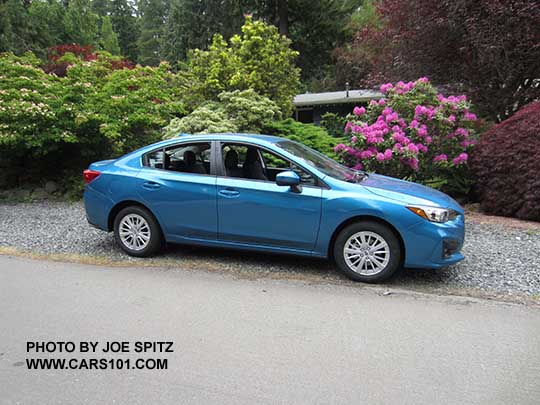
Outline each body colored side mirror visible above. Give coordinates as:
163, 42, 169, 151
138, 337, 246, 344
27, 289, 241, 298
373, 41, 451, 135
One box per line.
276, 170, 302, 193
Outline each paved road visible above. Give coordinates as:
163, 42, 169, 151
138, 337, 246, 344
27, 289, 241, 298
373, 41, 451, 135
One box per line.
1, 256, 539, 404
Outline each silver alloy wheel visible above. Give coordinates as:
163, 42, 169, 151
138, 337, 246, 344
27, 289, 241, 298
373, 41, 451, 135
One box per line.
119, 214, 151, 251
343, 231, 390, 275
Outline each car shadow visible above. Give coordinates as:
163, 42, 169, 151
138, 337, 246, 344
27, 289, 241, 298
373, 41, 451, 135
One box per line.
156, 243, 457, 288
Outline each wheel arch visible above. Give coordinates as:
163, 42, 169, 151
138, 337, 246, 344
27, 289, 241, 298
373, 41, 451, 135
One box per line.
107, 200, 159, 232
328, 215, 406, 265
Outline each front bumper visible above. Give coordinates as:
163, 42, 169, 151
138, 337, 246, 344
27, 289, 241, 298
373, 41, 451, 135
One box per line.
402, 213, 465, 269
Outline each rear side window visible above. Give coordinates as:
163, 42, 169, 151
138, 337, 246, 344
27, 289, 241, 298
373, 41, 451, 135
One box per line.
143, 142, 212, 175
144, 149, 165, 169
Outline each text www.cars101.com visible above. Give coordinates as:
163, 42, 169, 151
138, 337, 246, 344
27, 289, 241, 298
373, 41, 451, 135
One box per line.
26, 357, 168, 370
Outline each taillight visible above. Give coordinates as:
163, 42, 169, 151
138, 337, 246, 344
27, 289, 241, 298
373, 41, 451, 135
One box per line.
83, 169, 101, 184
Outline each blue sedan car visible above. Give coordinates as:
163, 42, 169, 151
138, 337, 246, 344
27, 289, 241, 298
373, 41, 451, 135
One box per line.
83, 133, 464, 283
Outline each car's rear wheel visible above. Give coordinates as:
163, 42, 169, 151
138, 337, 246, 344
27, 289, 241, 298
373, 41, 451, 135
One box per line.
333, 221, 401, 283
114, 206, 162, 257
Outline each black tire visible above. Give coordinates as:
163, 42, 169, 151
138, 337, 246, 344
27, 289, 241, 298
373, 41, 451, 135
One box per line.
333, 221, 402, 283
113, 205, 163, 257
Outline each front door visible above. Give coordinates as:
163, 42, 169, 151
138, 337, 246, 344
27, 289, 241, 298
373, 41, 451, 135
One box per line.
216, 143, 322, 251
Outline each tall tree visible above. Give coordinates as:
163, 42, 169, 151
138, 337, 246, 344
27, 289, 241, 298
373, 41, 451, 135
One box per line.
64, 0, 100, 46
28, 0, 67, 58
0, 0, 32, 54
335, 0, 540, 120
161, 0, 248, 63
110, 0, 140, 61
137, 0, 169, 65
91, 0, 109, 16
100, 15, 121, 54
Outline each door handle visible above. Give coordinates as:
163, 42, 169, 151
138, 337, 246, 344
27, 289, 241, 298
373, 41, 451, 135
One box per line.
142, 181, 161, 190
218, 189, 240, 198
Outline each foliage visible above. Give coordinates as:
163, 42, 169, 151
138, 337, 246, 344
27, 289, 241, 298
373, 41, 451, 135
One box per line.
0, 0, 32, 55
100, 16, 121, 55
284, 0, 361, 83
137, 0, 169, 66
109, 0, 140, 62
161, 0, 247, 62
320, 112, 348, 138
0, 51, 188, 186
0, 52, 77, 154
68, 59, 187, 154
263, 119, 342, 158
163, 103, 238, 136
186, 16, 301, 115
163, 89, 281, 137
43, 44, 134, 77
335, 78, 479, 197
63, 0, 100, 46
335, 0, 540, 121
472, 102, 540, 221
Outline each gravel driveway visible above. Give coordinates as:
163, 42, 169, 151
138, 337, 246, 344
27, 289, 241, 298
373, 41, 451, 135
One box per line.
1, 201, 539, 300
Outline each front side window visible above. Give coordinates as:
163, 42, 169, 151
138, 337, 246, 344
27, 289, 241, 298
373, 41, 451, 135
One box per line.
144, 142, 211, 175
221, 143, 316, 185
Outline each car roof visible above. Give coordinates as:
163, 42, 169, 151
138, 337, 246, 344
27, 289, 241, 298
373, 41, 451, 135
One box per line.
175, 133, 284, 143
135, 133, 287, 155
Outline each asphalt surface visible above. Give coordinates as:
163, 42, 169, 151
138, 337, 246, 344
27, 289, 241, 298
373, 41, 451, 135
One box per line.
1, 256, 540, 404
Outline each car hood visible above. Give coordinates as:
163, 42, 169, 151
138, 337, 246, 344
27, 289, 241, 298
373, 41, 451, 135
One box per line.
360, 173, 462, 212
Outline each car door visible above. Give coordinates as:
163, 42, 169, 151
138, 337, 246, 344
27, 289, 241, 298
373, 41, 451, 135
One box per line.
137, 141, 217, 241
216, 142, 323, 252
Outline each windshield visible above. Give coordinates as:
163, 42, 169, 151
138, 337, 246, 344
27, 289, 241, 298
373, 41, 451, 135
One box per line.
275, 140, 364, 182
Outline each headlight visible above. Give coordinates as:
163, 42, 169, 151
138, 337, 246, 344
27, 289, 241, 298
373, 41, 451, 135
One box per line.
406, 205, 459, 223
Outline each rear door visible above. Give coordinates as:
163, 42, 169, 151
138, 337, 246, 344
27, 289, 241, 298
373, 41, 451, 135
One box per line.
137, 141, 217, 241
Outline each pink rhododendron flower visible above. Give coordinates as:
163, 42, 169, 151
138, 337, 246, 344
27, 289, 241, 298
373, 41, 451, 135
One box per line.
455, 128, 468, 137
434, 154, 448, 162
380, 83, 393, 93
353, 163, 363, 170
353, 106, 366, 116
335, 78, 476, 182
334, 144, 346, 152
463, 111, 477, 121
452, 153, 468, 165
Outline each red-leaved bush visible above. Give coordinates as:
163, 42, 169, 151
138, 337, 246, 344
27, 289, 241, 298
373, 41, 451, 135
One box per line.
43, 45, 135, 77
472, 102, 540, 221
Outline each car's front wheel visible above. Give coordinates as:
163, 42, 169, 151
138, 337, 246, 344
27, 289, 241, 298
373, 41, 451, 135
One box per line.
113, 206, 163, 257
334, 221, 401, 283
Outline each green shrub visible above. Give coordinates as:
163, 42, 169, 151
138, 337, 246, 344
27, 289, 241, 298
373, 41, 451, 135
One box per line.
185, 16, 301, 114
0, 52, 77, 154
0, 51, 189, 187
163, 102, 238, 136
320, 112, 348, 138
70, 59, 187, 154
163, 89, 281, 137
262, 118, 342, 158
